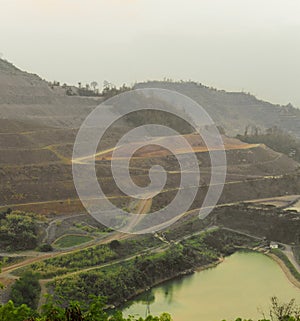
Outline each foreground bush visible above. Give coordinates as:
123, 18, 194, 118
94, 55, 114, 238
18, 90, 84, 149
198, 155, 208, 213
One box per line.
0, 297, 172, 321
223, 297, 300, 321
0, 296, 298, 321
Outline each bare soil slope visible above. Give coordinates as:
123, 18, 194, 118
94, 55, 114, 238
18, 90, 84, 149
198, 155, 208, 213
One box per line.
0, 59, 100, 128
0, 60, 299, 216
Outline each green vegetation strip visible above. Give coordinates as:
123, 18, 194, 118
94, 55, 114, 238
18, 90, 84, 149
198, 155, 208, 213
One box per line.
49, 229, 256, 307
271, 249, 300, 282
293, 245, 300, 266
0, 256, 27, 267
14, 235, 162, 278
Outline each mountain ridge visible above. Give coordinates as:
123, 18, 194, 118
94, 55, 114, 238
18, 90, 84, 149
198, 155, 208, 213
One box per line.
1, 58, 300, 137
135, 81, 300, 137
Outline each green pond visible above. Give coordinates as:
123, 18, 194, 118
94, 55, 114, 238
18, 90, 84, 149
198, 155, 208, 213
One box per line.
123, 252, 300, 321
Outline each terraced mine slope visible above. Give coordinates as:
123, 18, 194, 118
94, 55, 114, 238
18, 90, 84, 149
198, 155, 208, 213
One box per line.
0, 58, 299, 217
0, 59, 300, 308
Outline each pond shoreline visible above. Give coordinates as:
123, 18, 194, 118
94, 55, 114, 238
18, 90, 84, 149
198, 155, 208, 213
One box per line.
116, 257, 224, 309
122, 250, 300, 321
267, 252, 300, 290
119, 249, 300, 310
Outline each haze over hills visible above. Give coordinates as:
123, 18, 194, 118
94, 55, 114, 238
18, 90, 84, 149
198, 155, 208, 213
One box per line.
136, 81, 300, 138
1, 59, 300, 317
1, 58, 300, 135
0, 58, 299, 215
1, 0, 300, 316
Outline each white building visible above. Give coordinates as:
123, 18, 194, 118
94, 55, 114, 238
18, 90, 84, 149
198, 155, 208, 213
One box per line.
270, 242, 279, 249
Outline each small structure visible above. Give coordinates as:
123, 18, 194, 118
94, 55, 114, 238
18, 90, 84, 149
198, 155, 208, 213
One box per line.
270, 241, 279, 249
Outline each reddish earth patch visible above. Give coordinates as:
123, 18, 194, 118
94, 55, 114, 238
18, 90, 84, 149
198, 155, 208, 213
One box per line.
95, 134, 259, 160
0, 278, 15, 287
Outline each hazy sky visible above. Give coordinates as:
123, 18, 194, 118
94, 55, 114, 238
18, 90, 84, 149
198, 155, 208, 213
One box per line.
1, 0, 300, 107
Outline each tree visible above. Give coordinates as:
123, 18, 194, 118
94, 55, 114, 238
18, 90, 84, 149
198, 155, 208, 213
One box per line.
10, 271, 41, 309
90, 81, 98, 92
268, 297, 300, 321
103, 80, 111, 90
0, 211, 38, 251
37, 243, 53, 252
0, 300, 33, 321
109, 240, 121, 250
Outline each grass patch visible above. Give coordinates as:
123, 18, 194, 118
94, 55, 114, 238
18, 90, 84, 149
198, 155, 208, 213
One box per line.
271, 249, 300, 282
293, 245, 300, 265
53, 234, 93, 248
